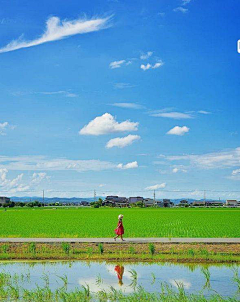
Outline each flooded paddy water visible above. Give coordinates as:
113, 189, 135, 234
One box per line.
0, 260, 239, 299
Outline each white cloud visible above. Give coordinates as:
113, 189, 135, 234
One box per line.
111, 103, 143, 109
140, 51, 153, 60
31, 172, 50, 184
117, 161, 138, 170
198, 110, 211, 115
232, 169, 240, 176
0, 15, 111, 54
173, 7, 188, 13
140, 60, 164, 71
167, 126, 190, 136
172, 167, 187, 173
39, 91, 78, 98
0, 122, 15, 135
163, 147, 240, 170
114, 83, 135, 89
172, 168, 179, 173
106, 134, 140, 149
145, 183, 166, 190
151, 112, 193, 119
169, 279, 191, 289
182, 0, 191, 5
109, 60, 126, 69
79, 113, 138, 135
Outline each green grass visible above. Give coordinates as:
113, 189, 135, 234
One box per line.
0, 207, 239, 238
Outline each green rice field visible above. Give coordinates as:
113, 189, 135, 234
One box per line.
0, 207, 239, 238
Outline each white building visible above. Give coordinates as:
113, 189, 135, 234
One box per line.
226, 200, 238, 207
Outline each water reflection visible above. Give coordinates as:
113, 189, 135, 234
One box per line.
0, 260, 238, 298
114, 265, 124, 286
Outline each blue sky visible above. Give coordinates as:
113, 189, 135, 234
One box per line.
0, 0, 240, 199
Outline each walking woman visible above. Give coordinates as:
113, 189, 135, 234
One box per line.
114, 214, 124, 241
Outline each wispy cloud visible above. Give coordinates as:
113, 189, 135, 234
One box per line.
0, 15, 111, 54
140, 61, 164, 71
173, 7, 188, 13
117, 161, 138, 170
106, 134, 140, 149
111, 102, 143, 109
182, 0, 191, 5
151, 111, 193, 119
140, 51, 153, 60
39, 91, 78, 98
114, 83, 135, 89
162, 147, 240, 170
79, 113, 138, 135
109, 60, 126, 69
167, 126, 190, 136
145, 183, 166, 190
198, 110, 211, 115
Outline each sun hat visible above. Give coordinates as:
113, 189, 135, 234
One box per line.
118, 214, 123, 219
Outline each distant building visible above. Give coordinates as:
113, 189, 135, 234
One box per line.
0, 196, 10, 205
179, 200, 188, 206
206, 201, 224, 207
129, 196, 144, 204
80, 201, 89, 206
163, 199, 174, 207
143, 198, 155, 207
226, 200, 238, 207
103, 196, 128, 207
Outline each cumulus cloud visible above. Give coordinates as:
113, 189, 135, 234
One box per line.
140, 61, 164, 71
145, 183, 166, 190
0, 122, 15, 135
0, 15, 111, 53
172, 167, 187, 173
79, 113, 138, 135
109, 60, 126, 69
117, 161, 138, 170
111, 103, 143, 109
106, 134, 140, 149
169, 279, 191, 289
167, 126, 190, 136
140, 51, 153, 60
173, 7, 188, 13
151, 112, 193, 119
31, 172, 50, 184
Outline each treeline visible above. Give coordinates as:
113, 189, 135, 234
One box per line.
0, 201, 45, 208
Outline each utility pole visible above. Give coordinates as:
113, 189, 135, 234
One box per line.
153, 190, 156, 205
94, 190, 96, 202
43, 190, 45, 206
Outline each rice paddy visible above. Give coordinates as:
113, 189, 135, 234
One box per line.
0, 207, 239, 238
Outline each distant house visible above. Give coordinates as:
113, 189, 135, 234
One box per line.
129, 196, 144, 204
163, 199, 174, 208
179, 200, 188, 206
206, 201, 224, 207
0, 196, 10, 205
103, 196, 128, 207
143, 198, 155, 207
80, 201, 89, 206
226, 200, 238, 207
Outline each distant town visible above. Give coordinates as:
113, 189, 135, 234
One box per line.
0, 195, 240, 208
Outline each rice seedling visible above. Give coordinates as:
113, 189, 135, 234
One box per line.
98, 243, 104, 255
28, 242, 36, 254
61, 243, 70, 255
149, 243, 155, 256
0, 207, 239, 238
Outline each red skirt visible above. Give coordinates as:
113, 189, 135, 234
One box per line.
114, 225, 124, 235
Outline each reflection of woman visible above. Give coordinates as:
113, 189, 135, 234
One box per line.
114, 214, 124, 241
114, 265, 124, 286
